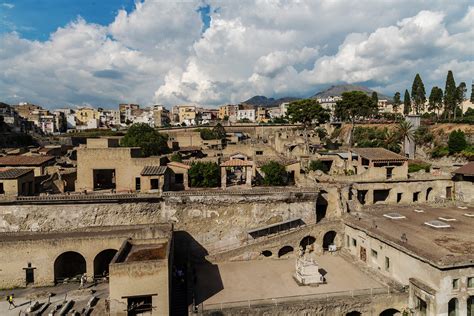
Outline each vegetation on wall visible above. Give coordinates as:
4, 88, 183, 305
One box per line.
120, 123, 170, 156
308, 160, 329, 174
408, 161, 431, 173
188, 161, 220, 187
260, 161, 288, 186
353, 127, 401, 153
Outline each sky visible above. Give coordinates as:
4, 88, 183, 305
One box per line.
0, 0, 473, 109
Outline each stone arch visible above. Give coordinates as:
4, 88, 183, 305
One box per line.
346, 312, 362, 316
278, 246, 294, 258
300, 235, 316, 251
261, 250, 272, 257
54, 251, 86, 283
426, 187, 433, 201
379, 308, 401, 316
323, 231, 337, 250
448, 298, 458, 316
316, 193, 328, 223
93, 249, 118, 278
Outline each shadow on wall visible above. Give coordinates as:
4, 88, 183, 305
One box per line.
172, 231, 224, 310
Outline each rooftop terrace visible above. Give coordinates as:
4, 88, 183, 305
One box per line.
346, 204, 474, 268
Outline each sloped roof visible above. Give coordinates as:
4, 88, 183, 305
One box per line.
0, 155, 55, 166
453, 162, 474, 176
220, 159, 253, 167
167, 161, 191, 170
351, 148, 407, 162
255, 156, 299, 168
0, 168, 34, 179
141, 166, 168, 176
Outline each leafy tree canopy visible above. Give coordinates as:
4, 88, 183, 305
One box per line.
448, 129, 467, 154
170, 153, 183, 162
334, 91, 378, 122
120, 123, 169, 156
260, 161, 288, 186
188, 161, 220, 187
287, 99, 330, 126
309, 160, 329, 173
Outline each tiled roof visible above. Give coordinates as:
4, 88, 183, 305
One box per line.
0, 155, 55, 166
0, 168, 34, 179
178, 146, 202, 152
141, 166, 168, 176
453, 162, 474, 176
220, 159, 253, 167
350, 148, 407, 162
255, 156, 299, 168
167, 161, 191, 170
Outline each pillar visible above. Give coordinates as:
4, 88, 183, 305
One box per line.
245, 166, 252, 187
184, 171, 189, 190
221, 167, 227, 189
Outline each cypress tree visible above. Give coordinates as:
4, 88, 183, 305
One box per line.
411, 74, 426, 114
393, 92, 401, 113
444, 70, 456, 120
403, 90, 411, 115
371, 91, 378, 106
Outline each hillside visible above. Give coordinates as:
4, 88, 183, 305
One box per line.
312, 84, 391, 101
241, 95, 300, 107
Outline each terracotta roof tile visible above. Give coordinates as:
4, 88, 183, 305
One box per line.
453, 162, 474, 176
0, 155, 55, 166
0, 168, 34, 179
141, 166, 168, 176
351, 148, 407, 161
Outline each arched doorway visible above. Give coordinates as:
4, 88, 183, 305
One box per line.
93, 249, 118, 278
323, 231, 337, 250
316, 194, 328, 223
54, 251, 86, 283
346, 312, 361, 316
426, 187, 433, 201
278, 246, 294, 258
467, 296, 473, 316
379, 308, 401, 316
448, 298, 458, 316
300, 236, 316, 251
261, 250, 272, 257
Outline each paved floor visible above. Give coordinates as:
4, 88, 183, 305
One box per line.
0, 282, 108, 315
195, 254, 383, 305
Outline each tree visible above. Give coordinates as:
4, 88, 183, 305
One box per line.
120, 123, 169, 156
393, 92, 401, 113
457, 82, 467, 118
371, 91, 379, 106
212, 123, 227, 140
396, 120, 414, 156
403, 90, 411, 115
308, 160, 329, 173
428, 86, 443, 119
287, 99, 330, 153
260, 161, 288, 186
448, 130, 467, 154
444, 70, 457, 121
414, 125, 434, 146
170, 153, 182, 162
411, 73, 426, 114
188, 162, 220, 187
471, 84, 474, 103
334, 91, 378, 147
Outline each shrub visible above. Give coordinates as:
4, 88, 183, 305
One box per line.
408, 162, 431, 173
431, 146, 449, 158
448, 130, 467, 154
120, 123, 169, 156
170, 153, 182, 162
188, 162, 220, 187
414, 125, 434, 146
308, 160, 329, 173
260, 161, 288, 186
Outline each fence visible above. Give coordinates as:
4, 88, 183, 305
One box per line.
197, 286, 392, 312
163, 187, 319, 197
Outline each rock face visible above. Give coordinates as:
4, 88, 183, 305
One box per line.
0, 193, 325, 250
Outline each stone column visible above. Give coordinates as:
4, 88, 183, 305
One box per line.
245, 166, 253, 187
184, 171, 189, 190
221, 167, 227, 189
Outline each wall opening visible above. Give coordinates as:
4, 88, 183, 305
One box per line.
448, 298, 458, 316
467, 296, 473, 316
446, 186, 452, 199
415, 296, 427, 315
54, 251, 86, 283
278, 246, 294, 258
150, 178, 159, 190
127, 295, 153, 315
93, 249, 118, 278
374, 189, 390, 203
322, 231, 337, 250
346, 312, 362, 316
316, 194, 328, 223
93, 169, 116, 190
426, 187, 433, 201
379, 308, 401, 316
413, 191, 420, 202
300, 236, 316, 251
357, 190, 368, 205
396, 193, 402, 203
261, 250, 272, 257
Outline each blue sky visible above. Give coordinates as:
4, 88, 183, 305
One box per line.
1, 0, 136, 40
0, 1, 472, 108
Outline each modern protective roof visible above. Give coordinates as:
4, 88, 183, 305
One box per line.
220, 159, 253, 167
351, 148, 407, 162
453, 162, 474, 176
0, 168, 34, 179
141, 166, 169, 176
0, 155, 55, 166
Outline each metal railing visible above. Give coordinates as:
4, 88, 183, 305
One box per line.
162, 187, 319, 197
197, 286, 392, 312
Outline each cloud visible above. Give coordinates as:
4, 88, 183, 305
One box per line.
0, 0, 473, 108
1, 2, 14, 9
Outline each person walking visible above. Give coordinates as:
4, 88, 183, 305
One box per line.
7, 294, 15, 309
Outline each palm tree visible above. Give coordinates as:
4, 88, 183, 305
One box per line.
396, 120, 414, 156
